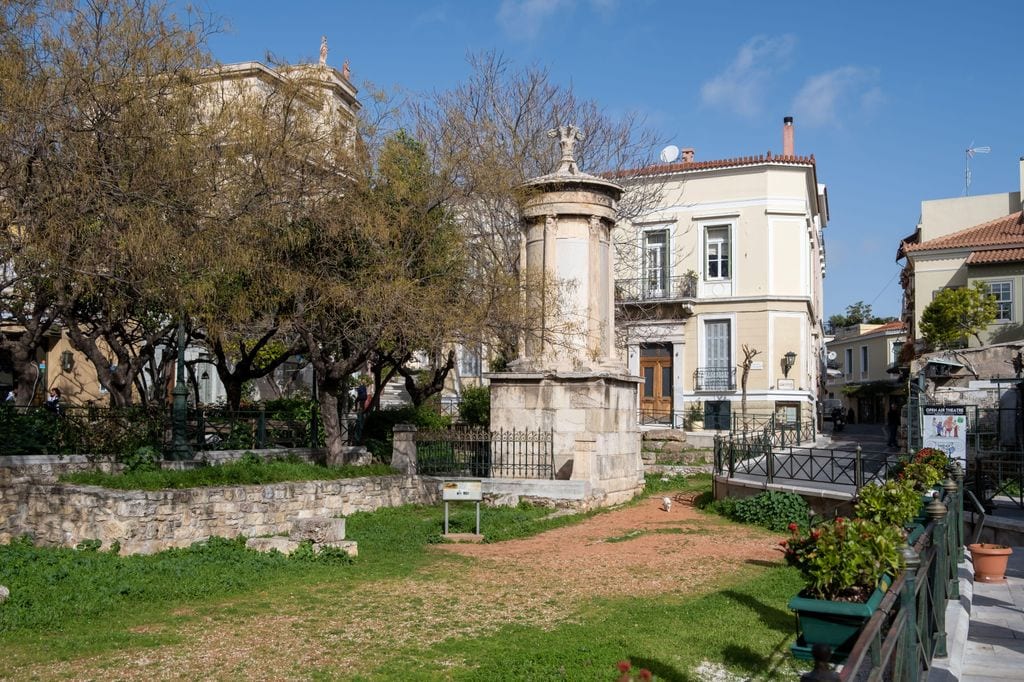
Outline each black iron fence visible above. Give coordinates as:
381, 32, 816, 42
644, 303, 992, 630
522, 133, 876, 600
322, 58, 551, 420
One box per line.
614, 275, 697, 302
0, 404, 328, 457
714, 437, 901, 490
837, 476, 964, 680
693, 367, 736, 391
415, 427, 554, 479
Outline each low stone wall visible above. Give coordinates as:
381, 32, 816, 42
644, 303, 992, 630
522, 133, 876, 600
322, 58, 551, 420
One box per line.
0, 475, 438, 554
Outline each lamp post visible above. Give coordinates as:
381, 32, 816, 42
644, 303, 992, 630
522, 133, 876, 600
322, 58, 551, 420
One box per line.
169, 321, 192, 460
782, 351, 797, 378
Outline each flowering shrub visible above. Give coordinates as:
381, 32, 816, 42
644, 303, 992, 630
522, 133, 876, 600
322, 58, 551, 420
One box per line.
891, 447, 950, 491
781, 518, 903, 601
854, 479, 922, 528
913, 447, 950, 471
615, 660, 652, 681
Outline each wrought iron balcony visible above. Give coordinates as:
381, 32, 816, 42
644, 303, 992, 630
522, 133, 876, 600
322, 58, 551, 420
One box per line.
693, 367, 736, 391
614, 275, 697, 303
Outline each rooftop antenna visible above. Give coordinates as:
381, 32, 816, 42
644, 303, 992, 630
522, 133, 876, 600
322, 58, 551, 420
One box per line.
965, 142, 991, 195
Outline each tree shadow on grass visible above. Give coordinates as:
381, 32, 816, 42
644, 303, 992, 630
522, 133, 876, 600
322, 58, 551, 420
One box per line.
720, 589, 793, 635
746, 558, 784, 568
722, 641, 796, 680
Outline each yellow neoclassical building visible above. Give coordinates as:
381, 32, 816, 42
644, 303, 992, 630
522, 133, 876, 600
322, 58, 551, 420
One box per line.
615, 118, 829, 430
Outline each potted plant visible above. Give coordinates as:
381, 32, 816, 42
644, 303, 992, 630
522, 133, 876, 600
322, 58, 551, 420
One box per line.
854, 479, 925, 541
781, 518, 904, 661
968, 543, 1013, 583
685, 402, 703, 431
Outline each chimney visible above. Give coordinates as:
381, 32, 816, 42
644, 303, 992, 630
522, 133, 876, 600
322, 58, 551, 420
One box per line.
681, 148, 695, 162
783, 116, 794, 157
1019, 157, 1024, 206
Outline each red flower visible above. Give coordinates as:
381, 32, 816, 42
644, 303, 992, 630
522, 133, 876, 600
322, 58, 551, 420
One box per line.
788, 522, 799, 532
639, 670, 653, 681
779, 539, 788, 547
617, 661, 632, 673
811, 529, 821, 540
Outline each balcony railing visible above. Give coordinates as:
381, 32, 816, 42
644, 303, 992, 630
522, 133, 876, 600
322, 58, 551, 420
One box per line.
693, 367, 736, 391
615, 275, 697, 303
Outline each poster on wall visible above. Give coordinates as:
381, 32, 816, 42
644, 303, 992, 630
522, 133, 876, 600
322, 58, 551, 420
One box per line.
922, 405, 967, 464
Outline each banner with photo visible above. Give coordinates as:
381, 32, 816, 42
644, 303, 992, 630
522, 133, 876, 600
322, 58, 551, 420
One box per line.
922, 405, 967, 464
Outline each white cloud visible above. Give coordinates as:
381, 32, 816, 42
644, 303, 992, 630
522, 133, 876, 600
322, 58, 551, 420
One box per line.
497, 0, 572, 39
792, 66, 881, 127
700, 35, 797, 118
497, 0, 617, 39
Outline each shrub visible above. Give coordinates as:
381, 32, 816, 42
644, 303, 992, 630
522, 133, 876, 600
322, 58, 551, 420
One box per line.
854, 479, 922, 528
781, 518, 903, 601
731, 491, 810, 532
118, 445, 159, 473
458, 386, 490, 427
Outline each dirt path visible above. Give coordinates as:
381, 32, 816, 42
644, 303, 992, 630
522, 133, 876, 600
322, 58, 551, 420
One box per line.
15, 495, 783, 680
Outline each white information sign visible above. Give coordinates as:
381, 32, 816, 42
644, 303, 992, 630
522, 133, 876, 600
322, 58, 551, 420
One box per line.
442, 480, 482, 501
922, 405, 967, 465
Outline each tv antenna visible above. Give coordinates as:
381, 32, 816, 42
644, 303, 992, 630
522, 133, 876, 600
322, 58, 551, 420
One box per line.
965, 142, 990, 195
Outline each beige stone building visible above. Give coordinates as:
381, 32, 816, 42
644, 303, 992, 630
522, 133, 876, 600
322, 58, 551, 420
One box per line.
615, 118, 829, 429
897, 159, 1024, 349
824, 321, 907, 424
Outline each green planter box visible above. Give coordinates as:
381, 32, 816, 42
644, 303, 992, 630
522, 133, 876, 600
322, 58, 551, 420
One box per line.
789, 578, 890, 662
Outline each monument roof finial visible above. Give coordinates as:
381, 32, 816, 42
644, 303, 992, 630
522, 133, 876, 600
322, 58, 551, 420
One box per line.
319, 35, 328, 66
548, 124, 583, 175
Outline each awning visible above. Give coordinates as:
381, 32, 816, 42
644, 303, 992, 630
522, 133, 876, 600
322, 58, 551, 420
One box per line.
925, 357, 964, 368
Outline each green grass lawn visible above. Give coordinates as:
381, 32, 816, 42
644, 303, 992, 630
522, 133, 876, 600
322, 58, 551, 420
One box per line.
0, 474, 805, 680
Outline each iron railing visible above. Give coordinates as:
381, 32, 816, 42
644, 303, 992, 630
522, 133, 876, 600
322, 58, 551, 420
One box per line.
837, 474, 964, 680
614, 275, 697, 302
0, 404, 328, 456
729, 412, 817, 447
714, 437, 901, 490
694, 367, 736, 391
415, 427, 554, 479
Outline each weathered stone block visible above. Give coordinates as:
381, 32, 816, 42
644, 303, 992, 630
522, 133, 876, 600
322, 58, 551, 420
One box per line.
290, 516, 346, 543
245, 536, 301, 555
316, 540, 358, 557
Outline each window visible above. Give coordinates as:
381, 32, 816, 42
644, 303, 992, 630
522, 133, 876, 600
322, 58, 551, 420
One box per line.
891, 341, 901, 366
701, 320, 733, 390
643, 230, 668, 296
987, 281, 1013, 322
704, 225, 730, 280
844, 348, 853, 378
460, 346, 481, 377
860, 346, 868, 377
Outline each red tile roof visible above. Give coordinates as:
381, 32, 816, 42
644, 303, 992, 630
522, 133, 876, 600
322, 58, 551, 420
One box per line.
868, 321, 907, 334
902, 211, 1024, 253
965, 247, 1024, 265
607, 152, 816, 179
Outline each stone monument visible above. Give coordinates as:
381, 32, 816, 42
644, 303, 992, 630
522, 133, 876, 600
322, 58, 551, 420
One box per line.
487, 125, 644, 506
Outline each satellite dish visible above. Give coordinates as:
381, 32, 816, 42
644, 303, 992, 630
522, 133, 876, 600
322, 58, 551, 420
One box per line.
827, 351, 837, 360
659, 145, 680, 163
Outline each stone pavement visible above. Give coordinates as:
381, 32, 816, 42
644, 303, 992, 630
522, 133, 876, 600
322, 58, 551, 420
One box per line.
931, 545, 1024, 681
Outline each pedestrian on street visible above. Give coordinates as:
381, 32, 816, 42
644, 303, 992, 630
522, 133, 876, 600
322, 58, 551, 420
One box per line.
887, 403, 900, 448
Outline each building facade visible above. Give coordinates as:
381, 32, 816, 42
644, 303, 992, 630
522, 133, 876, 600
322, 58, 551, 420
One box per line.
823, 321, 907, 424
615, 118, 829, 429
898, 159, 1024, 349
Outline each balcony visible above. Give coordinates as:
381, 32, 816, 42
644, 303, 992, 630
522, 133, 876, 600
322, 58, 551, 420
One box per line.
615, 274, 697, 303
693, 367, 736, 391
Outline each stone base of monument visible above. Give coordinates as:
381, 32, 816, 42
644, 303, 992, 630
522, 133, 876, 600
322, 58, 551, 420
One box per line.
443, 533, 484, 543
245, 515, 357, 556
488, 371, 644, 508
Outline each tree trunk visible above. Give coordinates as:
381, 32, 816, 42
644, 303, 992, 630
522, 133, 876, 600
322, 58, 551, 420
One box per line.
320, 388, 350, 467
10, 342, 42, 405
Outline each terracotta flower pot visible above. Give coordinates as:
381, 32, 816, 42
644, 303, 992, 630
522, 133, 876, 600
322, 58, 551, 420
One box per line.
969, 543, 1013, 583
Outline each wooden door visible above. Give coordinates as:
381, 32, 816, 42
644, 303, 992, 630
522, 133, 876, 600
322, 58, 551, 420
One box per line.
640, 344, 673, 423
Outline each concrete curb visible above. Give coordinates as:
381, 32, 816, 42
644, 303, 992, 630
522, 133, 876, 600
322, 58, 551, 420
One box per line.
928, 558, 974, 681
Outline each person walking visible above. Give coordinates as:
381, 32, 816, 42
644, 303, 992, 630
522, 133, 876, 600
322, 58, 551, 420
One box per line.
886, 403, 900, 448
44, 387, 62, 416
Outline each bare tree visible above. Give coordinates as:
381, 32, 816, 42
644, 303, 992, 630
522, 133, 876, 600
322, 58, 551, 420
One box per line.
738, 344, 762, 429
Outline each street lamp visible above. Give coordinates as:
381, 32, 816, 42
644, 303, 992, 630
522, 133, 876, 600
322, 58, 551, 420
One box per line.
782, 351, 797, 378
169, 322, 192, 460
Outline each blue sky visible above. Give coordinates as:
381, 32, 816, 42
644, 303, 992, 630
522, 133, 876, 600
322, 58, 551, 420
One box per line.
202, 0, 1023, 320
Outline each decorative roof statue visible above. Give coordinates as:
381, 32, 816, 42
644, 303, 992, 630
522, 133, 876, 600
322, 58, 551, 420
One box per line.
342, 59, 351, 80
319, 35, 328, 66
548, 124, 583, 175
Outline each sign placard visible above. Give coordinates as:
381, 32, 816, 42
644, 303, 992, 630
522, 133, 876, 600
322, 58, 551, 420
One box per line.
777, 379, 795, 390
442, 480, 482, 501
922, 405, 967, 464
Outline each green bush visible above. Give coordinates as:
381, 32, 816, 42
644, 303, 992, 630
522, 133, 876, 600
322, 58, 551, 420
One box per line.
730, 491, 809, 532
361, 405, 451, 462
118, 445, 159, 473
458, 386, 490, 427
782, 518, 903, 600
854, 479, 922, 528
